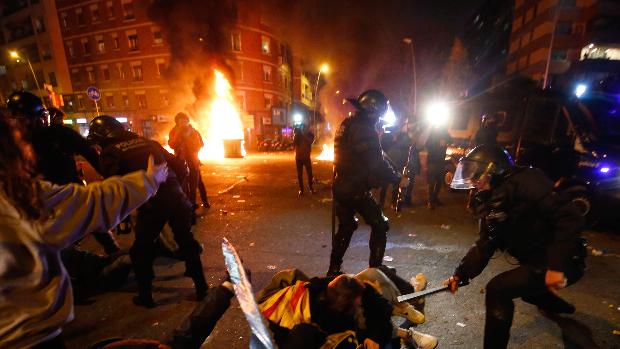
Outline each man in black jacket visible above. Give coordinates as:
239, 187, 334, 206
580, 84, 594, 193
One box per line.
445, 144, 586, 349
328, 90, 406, 277
88, 115, 208, 307
293, 125, 315, 195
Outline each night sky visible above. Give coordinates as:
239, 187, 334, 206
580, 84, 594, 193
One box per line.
260, 0, 487, 115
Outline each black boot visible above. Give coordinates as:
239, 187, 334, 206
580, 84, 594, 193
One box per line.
133, 283, 156, 308
326, 263, 343, 278
185, 256, 208, 300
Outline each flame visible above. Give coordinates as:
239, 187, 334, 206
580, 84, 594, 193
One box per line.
193, 69, 245, 160
316, 143, 334, 161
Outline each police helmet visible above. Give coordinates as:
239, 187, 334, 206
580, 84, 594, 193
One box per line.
7, 91, 49, 124
481, 113, 498, 126
347, 89, 389, 117
451, 144, 514, 190
88, 115, 125, 144
48, 107, 66, 125
175, 112, 190, 124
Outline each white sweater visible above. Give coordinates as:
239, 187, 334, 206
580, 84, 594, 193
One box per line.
0, 171, 159, 348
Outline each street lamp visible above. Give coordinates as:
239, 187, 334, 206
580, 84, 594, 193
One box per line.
9, 50, 45, 106
313, 63, 329, 136
403, 37, 417, 119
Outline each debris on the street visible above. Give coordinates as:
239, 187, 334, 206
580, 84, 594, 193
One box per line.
219, 209, 228, 215
320, 198, 332, 203
233, 195, 241, 198
590, 247, 604, 256
441, 224, 451, 230
249, 242, 255, 247
456, 322, 466, 327
266, 265, 277, 270
480, 288, 485, 294
408, 233, 417, 237
237, 199, 246, 203
613, 329, 620, 336
321, 244, 327, 248
152, 322, 159, 326
383, 256, 394, 262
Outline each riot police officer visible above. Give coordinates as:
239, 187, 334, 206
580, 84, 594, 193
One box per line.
444, 144, 586, 349
88, 115, 208, 307
7, 91, 120, 255
474, 113, 499, 146
327, 90, 407, 276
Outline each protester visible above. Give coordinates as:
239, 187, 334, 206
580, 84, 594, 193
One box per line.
424, 125, 451, 209
0, 114, 167, 349
169, 112, 209, 217
445, 144, 587, 349
89, 115, 208, 308
293, 125, 315, 195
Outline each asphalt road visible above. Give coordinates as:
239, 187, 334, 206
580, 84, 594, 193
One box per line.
65, 152, 620, 349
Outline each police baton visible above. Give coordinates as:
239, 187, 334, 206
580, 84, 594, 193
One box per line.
397, 280, 469, 302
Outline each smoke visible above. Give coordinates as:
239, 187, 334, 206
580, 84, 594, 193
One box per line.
260, 0, 485, 123
148, 0, 237, 116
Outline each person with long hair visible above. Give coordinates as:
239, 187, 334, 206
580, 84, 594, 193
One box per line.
0, 114, 168, 349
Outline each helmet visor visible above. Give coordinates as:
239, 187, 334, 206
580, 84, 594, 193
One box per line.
450, 159, 490, 190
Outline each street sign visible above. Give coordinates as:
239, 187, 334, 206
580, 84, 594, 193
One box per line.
86, 86, 101, 101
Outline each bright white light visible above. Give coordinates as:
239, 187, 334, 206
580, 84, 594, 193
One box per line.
381, 105, 397, 127
76, 118, 87, 124
425, 100, 451, 126
588, 43, 594, 49
63, 119, 73, 125
115, 117, 128, 123
293, 113, 303, 124
600, 167, 610, 173
575, 84, 587, 98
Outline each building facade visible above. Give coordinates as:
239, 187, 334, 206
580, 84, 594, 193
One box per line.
506, 0, 620, 89
228, 3, 294, 145
0, 0, 72, 106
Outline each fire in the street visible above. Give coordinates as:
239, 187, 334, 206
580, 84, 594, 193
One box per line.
194, 69, 245, 160
316, 143, 334, 161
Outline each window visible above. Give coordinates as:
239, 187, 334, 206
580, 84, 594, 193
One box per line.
33, 17, 45, 32
106, 94, 115, 108
235, 61, 244, 81
78, 95, 85, 109
122, 0, 135, 20
555, 21, 572, 35
261, 35, 270, 55
127, 32, 139, 51
152, 27, 163, 45
122, 93, 129, 106
116, 63, 125, 79
87, 67, 95, 83
96, 36, 105, 53
112, 33, 120, 50
101, 65, 110, 80
559, 0, 576, 8
81, 38, 90, 55
155, 59, 166, 76
107, 1, 115, 18
160, 90, 169, 106
263, 65, 272, 82
231, 32, 241, 51
76, 8, 85, 26
131, 62, 143, 81
264, 94, 272, 110
61, 12, 69, 29
90, 4, 100, 22
41, 44, 52, 60
136, 93, 147, 108
71, 68, 81, 83
49, 72, 57, 87
551, 49, 568, 61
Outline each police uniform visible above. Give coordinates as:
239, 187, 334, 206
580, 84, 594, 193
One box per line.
98, 129, 207, 305
451, 146, 586, 348
329, 106, 400, 274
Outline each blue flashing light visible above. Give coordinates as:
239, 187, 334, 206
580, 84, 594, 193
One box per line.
599, 167, 610, 173
575, 84, 587, 98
